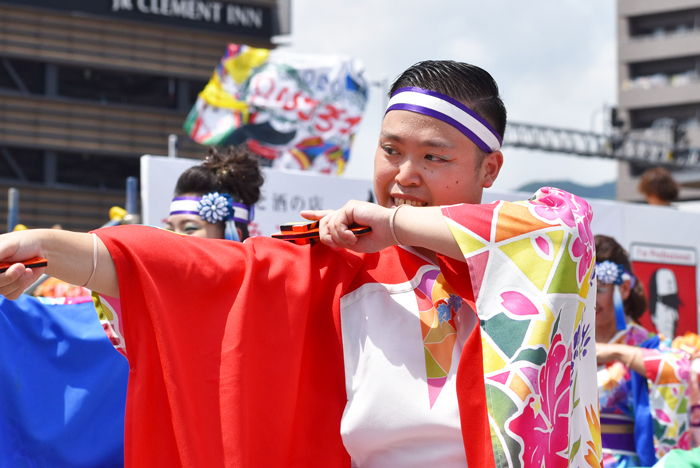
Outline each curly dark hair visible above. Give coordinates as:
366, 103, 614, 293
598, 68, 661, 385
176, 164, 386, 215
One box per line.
638, 167, 679, 203
174, 145, 264, 239
594, 235, 647, 322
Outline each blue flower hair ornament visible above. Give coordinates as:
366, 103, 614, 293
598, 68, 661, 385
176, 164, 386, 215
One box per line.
197, 192, 234, 224
596, 260, 636, 331
596, 260, 636, 288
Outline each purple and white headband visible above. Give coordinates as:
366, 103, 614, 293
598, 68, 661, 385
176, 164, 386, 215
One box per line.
169, 193, 254, 225
385, 87, 503, 153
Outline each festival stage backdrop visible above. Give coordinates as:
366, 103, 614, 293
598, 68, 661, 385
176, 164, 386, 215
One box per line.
630, 244, 697, 339
184, 44, 369, 175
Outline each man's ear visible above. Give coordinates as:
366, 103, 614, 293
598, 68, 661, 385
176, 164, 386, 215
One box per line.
481, 150, 504, 189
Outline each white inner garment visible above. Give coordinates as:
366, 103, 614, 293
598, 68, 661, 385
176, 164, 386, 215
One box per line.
339, 266, 470, 468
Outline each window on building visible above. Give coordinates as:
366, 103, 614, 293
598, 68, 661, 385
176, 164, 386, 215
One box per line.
0, 56, 207, 111
629, 9, 700, 38
0, 147, 141, 190
630, 56, 700, 79
57, 66, 178, 109
624, 56, 700, 90
0, 57, 45, 94
630, 104, 700, 129
0, 146, 44, 183
189, 79, 209, 106
56, 152, 140, 190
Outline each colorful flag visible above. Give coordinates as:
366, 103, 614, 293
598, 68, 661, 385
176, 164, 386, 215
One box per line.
184, 44, 369, 175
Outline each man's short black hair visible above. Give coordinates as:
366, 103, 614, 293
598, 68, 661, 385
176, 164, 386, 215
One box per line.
389, 60, 507, 140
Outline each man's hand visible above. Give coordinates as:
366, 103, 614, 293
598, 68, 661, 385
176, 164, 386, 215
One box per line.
302, 201, 465, 261
301, 201, 394, 253
0, 229, 119, 299
0, 230, 47, 299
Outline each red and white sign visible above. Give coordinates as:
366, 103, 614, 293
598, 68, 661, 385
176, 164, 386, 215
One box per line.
631, 244, 697, 339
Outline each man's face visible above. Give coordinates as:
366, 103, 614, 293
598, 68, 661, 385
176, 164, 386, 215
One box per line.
373, 110, 500, 208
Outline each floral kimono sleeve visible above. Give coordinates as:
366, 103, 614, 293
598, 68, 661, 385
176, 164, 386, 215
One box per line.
92, 293, 127, 359
643, 343, 693, 457
441, 187, 601, 468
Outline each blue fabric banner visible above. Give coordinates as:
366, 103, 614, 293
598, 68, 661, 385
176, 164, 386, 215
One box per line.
0, 295, 128, 468
632, 335, 662, 468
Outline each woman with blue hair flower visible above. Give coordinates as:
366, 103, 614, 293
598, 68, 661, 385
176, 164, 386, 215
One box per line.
165, 145, 263, 241
94, 145, 263, 358
595, 235, 695, 467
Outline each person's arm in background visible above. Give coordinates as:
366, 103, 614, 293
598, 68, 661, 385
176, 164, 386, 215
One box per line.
599, 339, 696, 459
596, 342, 648, 377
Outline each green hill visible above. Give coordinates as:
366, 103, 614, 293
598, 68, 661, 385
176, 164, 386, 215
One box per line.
517, 181, 616, 200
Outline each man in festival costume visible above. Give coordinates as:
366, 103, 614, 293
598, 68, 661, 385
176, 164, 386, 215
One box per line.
0, 61, 601, 467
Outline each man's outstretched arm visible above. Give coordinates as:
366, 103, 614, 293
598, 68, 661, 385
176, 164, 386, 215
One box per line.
302, 200, 464, 260
0, 229, 118, 299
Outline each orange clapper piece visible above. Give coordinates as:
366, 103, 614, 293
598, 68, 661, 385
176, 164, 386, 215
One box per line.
0, 256, 48, 273
271, 221, 371, 246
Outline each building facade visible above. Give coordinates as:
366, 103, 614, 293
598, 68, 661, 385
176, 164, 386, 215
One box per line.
0, 0, 288, 230
616, 0, 700, 201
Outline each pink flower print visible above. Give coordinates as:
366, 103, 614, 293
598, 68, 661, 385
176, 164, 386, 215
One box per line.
571, 219, 594, 283
500, 291, 539, 317
654, 409, 672, 424
555, 187, 592, 222
531, 187, 593, 235
678, 430, 691, 450
507, 334, 571, 468
531, 188, 577, 228
677, 357, 691, 382
535, 236, 551, 257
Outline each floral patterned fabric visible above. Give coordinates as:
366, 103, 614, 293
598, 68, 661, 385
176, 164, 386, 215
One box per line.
598, 323, 693, 467
32, 276, 90, 298
441, 187, 601, 468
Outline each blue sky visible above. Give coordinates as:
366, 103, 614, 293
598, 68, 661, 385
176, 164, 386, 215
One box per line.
280, 0, 619, 190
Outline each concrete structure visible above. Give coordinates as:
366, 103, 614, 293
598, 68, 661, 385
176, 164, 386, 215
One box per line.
616, 0, 700, 201
0, 0, 289, 230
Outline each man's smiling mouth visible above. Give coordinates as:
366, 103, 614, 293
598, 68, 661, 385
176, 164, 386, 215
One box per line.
393, 197, 429, 207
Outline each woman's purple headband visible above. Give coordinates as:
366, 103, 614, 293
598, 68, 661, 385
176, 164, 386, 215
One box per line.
169, 194, 253, 225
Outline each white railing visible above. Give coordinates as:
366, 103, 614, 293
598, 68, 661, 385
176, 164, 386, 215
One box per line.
505, 122, 700, 167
